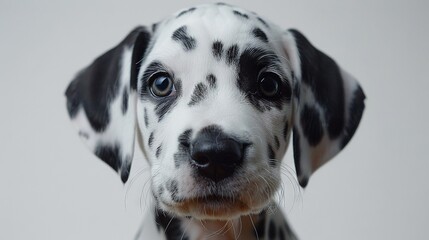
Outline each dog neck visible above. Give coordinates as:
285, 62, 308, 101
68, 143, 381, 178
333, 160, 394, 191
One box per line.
136, 202, 297, 240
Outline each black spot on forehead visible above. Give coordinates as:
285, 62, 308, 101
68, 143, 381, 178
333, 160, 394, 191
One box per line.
300, 104, 324, 146
226, 45, 239, 65
206, 74, 217, 88
121, 88, 128, 114
188, 82, 208, 106
252, 28, 268, 43
172, 26, 196, 51
177, 7, 196, 18
233, 10, 249, 19
212, 41, 223, 60
257, 17, 269, 28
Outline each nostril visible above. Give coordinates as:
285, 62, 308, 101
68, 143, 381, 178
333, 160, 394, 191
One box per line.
191, 152, 210, 167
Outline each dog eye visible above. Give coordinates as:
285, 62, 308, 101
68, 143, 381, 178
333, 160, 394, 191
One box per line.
258, 72, 281, 97
150, 73, 175, 97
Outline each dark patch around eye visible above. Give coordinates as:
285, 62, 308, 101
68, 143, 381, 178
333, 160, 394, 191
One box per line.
141, 63, 183, 121
212, 41, 224, 60
188, 82, 208, 106
252, 28, 268, 43
121, 88, 128, 114
177, 7, 196, 18
206, 74, 217, 88
300, 104, 324, 146
233, 10, 249, 19
237, 47, 289, 112
172, 26, 196, 51
226, 45, 239, 65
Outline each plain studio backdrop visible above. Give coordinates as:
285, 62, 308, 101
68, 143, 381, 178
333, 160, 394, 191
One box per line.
1, 0, 428, 239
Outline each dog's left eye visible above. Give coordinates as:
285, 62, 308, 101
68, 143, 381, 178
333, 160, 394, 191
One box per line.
258, 72, 282, 97
150, 73, 175, 97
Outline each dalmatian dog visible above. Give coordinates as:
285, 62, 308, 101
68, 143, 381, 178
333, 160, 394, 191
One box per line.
65, 3, 365, 240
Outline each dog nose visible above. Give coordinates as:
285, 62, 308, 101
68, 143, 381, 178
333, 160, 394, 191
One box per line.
190, 127, 243, 182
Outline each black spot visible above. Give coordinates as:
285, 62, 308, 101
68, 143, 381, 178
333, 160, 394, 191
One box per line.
78, 131, 89, 139
177, 7, 196, 18
172, 26, 196, 51
155, 208, 189, 240
188, 82, 208, 106
279, 228, 286, 240
257, 17, 269, 28
293, 128, 307, 187
252, 28, 268, 43
268, 220, 276, 239
65, 27, 150, 132
254, 210, 266, 238
144, 108, 149, 127
283, 121, 289, 140
151, 22, 159, 32
156, 145, 162, 158
341, 85, 366, 148
212, 41, 223, 60
174, 129, 192, 168
216, 2, 229, 6
226, 45, 239, 65
121, 88, 128, 114
289, 29, 345, 139
158, 185, 164, 196
237, 47, 289, 112
206, 74, 217, 88
274, 136, 280, 149
268, 144, 276, 167
148, 132, 154, 148
166, 179, 180, 202
300, 105, 324, 146
293, 80, 300, 100
233, 10, 249, 19
95, 144, 130, 183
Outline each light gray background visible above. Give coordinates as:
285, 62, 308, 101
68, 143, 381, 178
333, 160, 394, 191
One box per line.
1, 0, 428, 239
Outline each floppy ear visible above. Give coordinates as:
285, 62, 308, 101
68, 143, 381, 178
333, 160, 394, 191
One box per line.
283, 29, 366, 187
65, 26, 151, 183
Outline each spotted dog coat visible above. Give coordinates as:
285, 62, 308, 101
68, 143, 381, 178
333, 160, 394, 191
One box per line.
65, 3, 365, 240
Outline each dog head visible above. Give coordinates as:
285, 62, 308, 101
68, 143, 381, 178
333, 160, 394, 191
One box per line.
65, 3, 365, 220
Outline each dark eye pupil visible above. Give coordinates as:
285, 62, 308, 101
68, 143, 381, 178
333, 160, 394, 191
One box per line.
259, 75, 279, 97
151, 75, 173, 97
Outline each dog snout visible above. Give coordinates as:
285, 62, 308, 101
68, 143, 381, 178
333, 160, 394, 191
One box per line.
190, 126, 245, 182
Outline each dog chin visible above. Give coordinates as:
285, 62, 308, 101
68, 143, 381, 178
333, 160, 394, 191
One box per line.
160, 195, 269, 220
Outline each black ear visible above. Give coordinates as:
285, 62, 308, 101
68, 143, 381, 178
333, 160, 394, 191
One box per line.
283, 29, 366, 187
65, 26, 151, 183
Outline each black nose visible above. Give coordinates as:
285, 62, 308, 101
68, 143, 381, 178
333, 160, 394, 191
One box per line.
190, 126, 244, 182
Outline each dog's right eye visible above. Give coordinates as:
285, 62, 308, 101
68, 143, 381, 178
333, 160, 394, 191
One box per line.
149, 73, 175, 97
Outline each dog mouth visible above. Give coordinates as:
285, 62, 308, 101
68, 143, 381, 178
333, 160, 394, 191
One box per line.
161, 194, 263, 220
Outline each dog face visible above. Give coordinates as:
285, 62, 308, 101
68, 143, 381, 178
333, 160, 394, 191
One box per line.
65, 3, 365, 220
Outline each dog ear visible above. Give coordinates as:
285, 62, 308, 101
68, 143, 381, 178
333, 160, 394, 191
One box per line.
65, 26, 151, 183
282, 29, 366, 187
